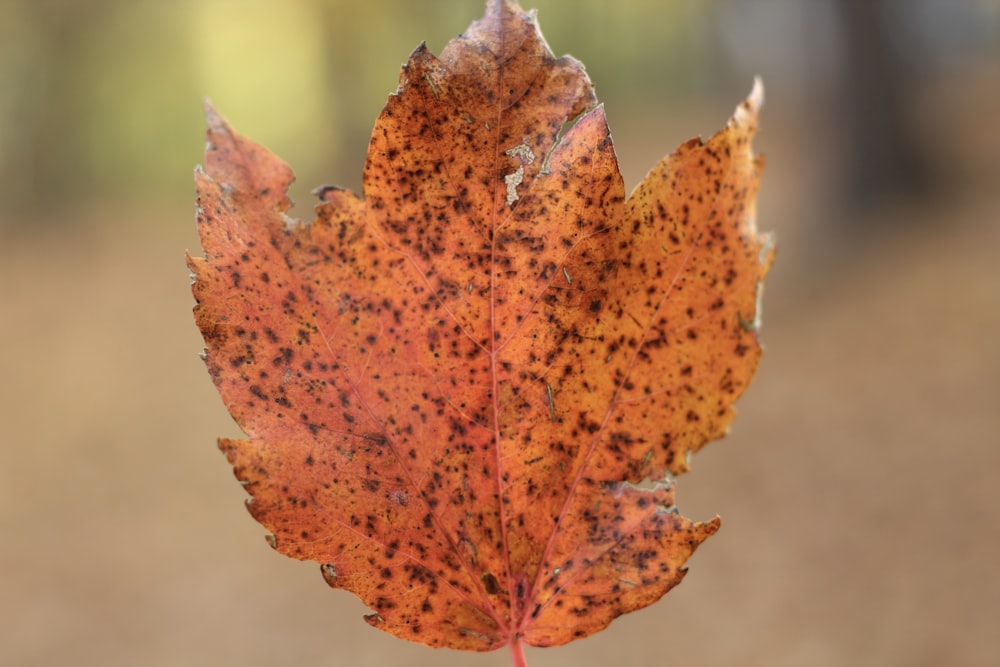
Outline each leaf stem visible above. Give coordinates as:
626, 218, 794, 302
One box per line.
509, 636, 527, 667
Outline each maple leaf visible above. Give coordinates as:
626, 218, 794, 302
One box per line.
188, 0, 772, 663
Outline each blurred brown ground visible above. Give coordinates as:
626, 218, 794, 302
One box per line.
2, 1, 999, 666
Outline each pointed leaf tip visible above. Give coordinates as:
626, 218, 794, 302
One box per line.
202, 99, 227, 136
733, 78, 764, 128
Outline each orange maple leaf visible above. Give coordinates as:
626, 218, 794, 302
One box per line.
188, 1, 773, 663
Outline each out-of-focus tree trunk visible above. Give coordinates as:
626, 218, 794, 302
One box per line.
835, 0, 932, 215
1, 1, 114, 218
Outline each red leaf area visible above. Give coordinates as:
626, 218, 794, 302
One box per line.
188, 0, 772, 657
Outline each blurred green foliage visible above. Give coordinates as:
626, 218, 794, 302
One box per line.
0, 0, 722, 226
1, 0, 995, 231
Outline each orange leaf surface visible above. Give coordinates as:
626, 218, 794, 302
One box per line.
189, 0, 773, 657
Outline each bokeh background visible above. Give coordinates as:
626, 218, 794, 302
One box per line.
2, 0, 998, 665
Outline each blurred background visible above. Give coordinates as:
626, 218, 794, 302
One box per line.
1, 0, 998, 665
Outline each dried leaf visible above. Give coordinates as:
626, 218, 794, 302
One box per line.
189, 0, 772, 657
